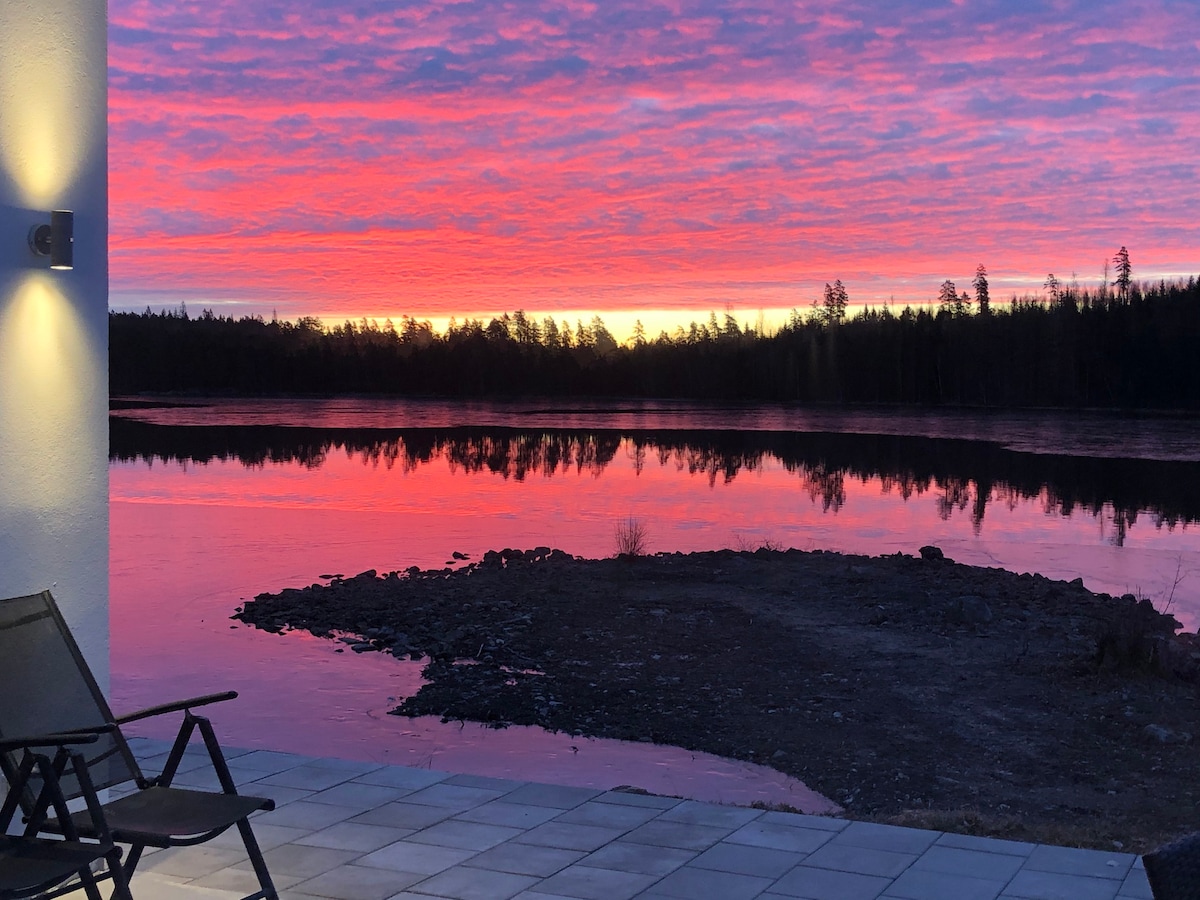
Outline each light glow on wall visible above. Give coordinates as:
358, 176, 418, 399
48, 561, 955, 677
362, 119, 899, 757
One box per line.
0, 274, 98, 510
0, 1, 102, 206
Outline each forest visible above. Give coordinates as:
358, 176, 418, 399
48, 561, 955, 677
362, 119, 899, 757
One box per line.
109, 272, 1200, 410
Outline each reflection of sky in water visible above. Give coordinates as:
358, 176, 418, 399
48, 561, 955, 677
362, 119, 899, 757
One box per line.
110, 400, 1200, 803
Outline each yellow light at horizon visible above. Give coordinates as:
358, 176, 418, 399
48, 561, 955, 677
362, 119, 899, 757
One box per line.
304, 306, 810, 342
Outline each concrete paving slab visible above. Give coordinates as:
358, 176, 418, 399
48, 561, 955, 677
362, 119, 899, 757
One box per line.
689, 841, 806, 878
911, 844, 1028, 881
407, 819, 524, 851
463, 842, 586, 877
882, 866, 1007, 900
1118, 867, 1154, 899
455, 800, 564, 829
769, 864, 893, 899
1023, 844, 1136, 880
724, 819, 840, 853
619, 818, 733, 851
934, 831, 1036, 857
307, 781, 414, 808
514, 821, 629, 852
577, 841, 695, 877
552, 799, 663, 830
113, 744, 1159, 900
532, 863, 659, 900
401, 782, 510, 811
830, 820, 941, 855
261, 799, 360, 831
407, 865, 540, 899
356, 840, 475, 876
1001, 868, 1122, 900
501, 783, 603, 810
295, 821, 415, 852
802, 842, 920, 878
288, 864, 423, 900
656, 799, 762, 829
650, 865, 775, 899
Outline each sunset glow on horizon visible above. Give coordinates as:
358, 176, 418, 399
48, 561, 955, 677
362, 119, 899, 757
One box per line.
108, 1, 1200, 332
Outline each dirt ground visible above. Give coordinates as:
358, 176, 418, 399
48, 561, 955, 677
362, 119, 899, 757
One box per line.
236, 547, 1200, 852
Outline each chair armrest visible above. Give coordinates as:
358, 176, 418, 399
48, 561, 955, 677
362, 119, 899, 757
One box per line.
0, 728, 109, 753
114, 691, 238, 725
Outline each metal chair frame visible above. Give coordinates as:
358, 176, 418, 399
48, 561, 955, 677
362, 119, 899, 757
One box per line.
0, 731, 132, 900
0, 591, 277, 900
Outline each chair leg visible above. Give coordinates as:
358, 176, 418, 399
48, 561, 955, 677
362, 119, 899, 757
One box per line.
119, 842, 146, 883
106, 846, 135, 900
237, 816, 279, 900
194, 715, 278, 898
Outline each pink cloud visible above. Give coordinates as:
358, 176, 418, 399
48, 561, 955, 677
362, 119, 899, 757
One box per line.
108, 0, 1200, 318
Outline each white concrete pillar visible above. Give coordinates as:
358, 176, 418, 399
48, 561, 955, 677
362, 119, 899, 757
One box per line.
0, 0, 109, 687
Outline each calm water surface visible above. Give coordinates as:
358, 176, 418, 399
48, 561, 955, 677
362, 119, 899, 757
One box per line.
110, 398, 1200, 806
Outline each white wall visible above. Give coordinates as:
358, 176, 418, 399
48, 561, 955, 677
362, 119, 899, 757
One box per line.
0, 1, 109, 686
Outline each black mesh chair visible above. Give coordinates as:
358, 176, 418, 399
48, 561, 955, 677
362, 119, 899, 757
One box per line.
1, 730, 132, 900
1144, 833, 1200, 900
0, 591, 277, 900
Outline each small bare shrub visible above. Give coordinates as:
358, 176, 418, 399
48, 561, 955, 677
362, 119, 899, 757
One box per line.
734, 533, 785, 553
614, 517, 649, 556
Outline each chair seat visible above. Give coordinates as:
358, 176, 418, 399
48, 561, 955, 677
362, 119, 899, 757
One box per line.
0, 834, 111, 894
62, 787, 273, 846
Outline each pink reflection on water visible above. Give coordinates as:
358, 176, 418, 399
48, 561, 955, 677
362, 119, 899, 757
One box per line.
110, 492, 845, 810
111, 427, 1200, 810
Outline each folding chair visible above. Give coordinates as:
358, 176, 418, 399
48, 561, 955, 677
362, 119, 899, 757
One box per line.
0, 591, 277, 900
1, 730, 131, 900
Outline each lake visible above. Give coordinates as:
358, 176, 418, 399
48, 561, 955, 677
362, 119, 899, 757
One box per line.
109, 398, 1200, 805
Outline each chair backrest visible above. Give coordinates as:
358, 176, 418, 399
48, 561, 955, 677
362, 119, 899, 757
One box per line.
0, 591, 144, 802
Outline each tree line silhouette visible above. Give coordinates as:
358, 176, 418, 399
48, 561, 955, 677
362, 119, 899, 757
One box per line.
110, 272, 1200, 409
110, 418, 1200, 546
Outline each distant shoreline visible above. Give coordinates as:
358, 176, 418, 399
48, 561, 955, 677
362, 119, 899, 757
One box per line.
110, 284, 1200, 410
109, 393, 1200, 419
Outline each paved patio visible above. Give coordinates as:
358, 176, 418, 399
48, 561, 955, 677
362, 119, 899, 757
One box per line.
123, 737, 1153, 900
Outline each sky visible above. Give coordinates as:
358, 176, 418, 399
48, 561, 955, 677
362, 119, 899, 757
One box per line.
108, 0, 1200, 337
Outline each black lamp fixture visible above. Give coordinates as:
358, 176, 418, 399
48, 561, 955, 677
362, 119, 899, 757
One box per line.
28, 210, 74, 270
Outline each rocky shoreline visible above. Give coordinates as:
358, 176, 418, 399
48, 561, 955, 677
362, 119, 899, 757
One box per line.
235, 547, 1200, 851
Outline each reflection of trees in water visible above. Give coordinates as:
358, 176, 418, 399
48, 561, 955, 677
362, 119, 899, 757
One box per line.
110, 419, 1199, 546
443, 432, 620, 480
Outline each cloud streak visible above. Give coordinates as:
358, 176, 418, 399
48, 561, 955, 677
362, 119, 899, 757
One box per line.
109, 0, 1200, 320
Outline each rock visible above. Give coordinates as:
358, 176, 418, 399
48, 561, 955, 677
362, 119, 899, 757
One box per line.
919, 545, 944, 561
947, 596, 993, 626
1144, 724, 1176, 743
452, 551, 469, 560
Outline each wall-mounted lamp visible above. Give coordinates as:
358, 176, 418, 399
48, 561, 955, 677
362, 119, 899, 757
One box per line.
28, 210, 74, 270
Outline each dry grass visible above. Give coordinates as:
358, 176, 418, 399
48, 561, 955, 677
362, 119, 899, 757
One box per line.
734, 533, 786, 553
